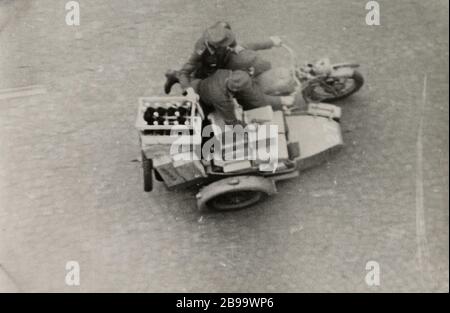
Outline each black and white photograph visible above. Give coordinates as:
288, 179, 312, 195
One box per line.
0, 0, 448, 297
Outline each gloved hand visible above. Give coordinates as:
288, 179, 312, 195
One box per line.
282, 106, 292, 115
233, 45, 245, 54
184, 87, 200, 102
280, 96, 295, 106
280, 94, 307, 114
270, 36, 283, 47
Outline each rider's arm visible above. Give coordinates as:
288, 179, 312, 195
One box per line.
241, 40, 274, 51
260, 94, 284, 111
240, 36, 282, 51
178, 39, 205, 90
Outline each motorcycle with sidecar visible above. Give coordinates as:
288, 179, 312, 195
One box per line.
136, 45, 363, 211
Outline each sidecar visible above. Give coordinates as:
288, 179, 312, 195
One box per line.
136, 96, 343, 211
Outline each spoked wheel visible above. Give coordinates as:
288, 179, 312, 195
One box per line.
302, 71, 364, 103
207, 190, 266, 211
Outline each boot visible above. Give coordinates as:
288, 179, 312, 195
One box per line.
164, 70, 179, 94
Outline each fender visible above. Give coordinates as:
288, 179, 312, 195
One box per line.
332, 63, 360, 69
196, 176, 277, 211
331, 66, 356, 78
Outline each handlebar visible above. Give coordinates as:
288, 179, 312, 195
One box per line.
280, 43, 302, 92
281, 43, 297, 69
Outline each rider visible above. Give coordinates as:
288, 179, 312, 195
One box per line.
164, 21, 283, 95
195, 69, 295, 125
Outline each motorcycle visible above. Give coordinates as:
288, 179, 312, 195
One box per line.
255, 44, 364, 104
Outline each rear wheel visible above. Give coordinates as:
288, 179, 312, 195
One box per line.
302, 70, 364, 103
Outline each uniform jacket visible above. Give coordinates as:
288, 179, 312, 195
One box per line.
198, 69, 283, 124
178, 37, 276, 90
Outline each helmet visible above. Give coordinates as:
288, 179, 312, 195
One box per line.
204, 22, 236, 48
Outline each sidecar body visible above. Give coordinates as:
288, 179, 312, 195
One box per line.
136, 95, 343, 211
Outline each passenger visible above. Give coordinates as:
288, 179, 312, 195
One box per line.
196, 70, 295, 125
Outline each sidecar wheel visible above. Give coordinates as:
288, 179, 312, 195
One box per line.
197, 176, 277, 211
208, 190, 266, 211
303, 70, 364, 103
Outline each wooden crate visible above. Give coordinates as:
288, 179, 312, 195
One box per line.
136, 96, 203, 149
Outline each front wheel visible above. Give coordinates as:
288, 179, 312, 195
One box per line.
302, 70, 364, 103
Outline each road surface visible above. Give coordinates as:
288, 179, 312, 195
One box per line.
0, 0, 448, 292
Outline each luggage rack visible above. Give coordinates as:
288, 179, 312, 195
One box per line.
136, 96, 203, 146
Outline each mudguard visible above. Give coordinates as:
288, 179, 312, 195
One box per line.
196, 176, 277, 211
331, 67, 355, 78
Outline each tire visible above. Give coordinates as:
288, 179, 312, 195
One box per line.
302, 70, 364, 103
197, 176, 277, 211
207, 190, 266, 211
142, 152, 153, 192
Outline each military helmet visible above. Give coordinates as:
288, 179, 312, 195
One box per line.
204, 22, 236, 48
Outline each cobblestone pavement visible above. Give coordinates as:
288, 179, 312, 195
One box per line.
0, 0, 448, 292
